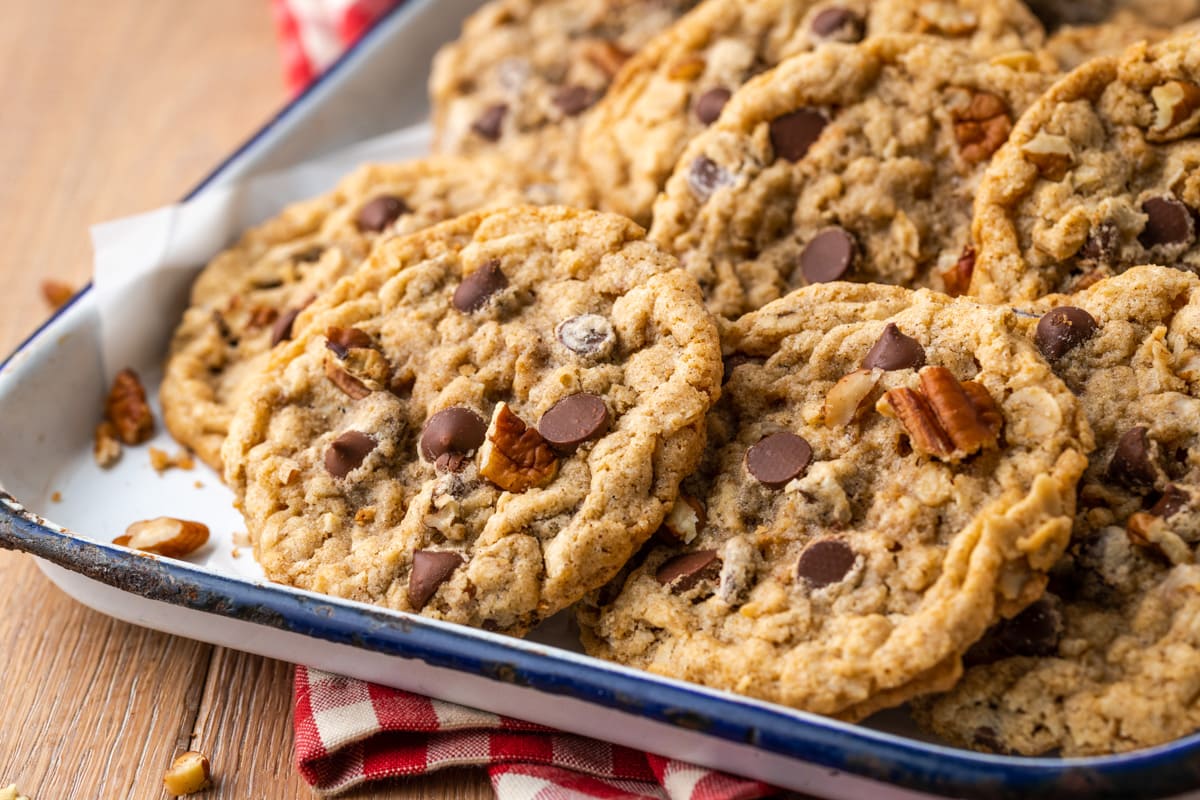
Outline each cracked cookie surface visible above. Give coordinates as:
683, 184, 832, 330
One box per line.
969, 36, 1200, 302
583, 0, 1046, 225
429, 0, 698, 193
648, 34, 1053, 320
577, 282, 1091, 720
915, 266, 1200, 756
161, 157, 554, 470
221, 206, 722, 635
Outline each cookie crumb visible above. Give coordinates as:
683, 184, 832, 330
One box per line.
50, 491, 62, 503
41, 278, 75, 310
194, 481, 204, 489
150, 448, 196, 474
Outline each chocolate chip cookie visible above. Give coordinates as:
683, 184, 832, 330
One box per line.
429, 0, 698, 191
161, 156, 554, 470
969, 35, 1200, 302
577, 282, 1091, 720
648, 34, 1053, 320
915, 266, 1200, 756
221, 206, 722, 635
583, 0, 1046, 225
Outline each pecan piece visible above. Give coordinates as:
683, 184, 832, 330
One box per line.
1149, 80, 1200, 142
114, 517, 209, 558
582, 39, 630, 79
93, 421, 122, 468
323, 326, 391, 398
105, 368, 155, 445
658, 494, 706, 544
953, 92, 1012, 166
879, 366, 1003, 461
823, 368, 881, 427
41, 279, 75, 310
941, 245, 975, 297
1021, 131, 1073, 180
478, 403, 558, 492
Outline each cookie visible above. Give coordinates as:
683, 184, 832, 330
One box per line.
969, 36, 1200, 303
1043, 10, 1178, 71
429, 0, 698, 190
577, 282, 1091, 720
583, 0, 1046, 225
647, 34, 1053, 319
221, 206, 722, 635
914, 266, 1200, 756
161, 156, 555, 470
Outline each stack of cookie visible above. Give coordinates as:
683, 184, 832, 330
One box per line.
159, 0, 1200, 758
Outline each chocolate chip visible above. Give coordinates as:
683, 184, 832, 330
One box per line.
325, 326, 374, 358
798, 227, 856, 284
538, 393, 610, 448
472, 103, 507, 141
1151, 484, 1192, 518
435, 452, 468, 474
862, 323, 925, 371
810, 7, 864, 41
356, 195, 410, 233
687, 155, 733, 200
1078, 221, 1118, 263
694, 88, 732, 125
293, 245, 325, 263
1107, 426, 1164, 491
1139, 196, 1195, 249
796, 538, 855, 588
1034, 306, 1099, 360
553, 84, 601, 117
557, 314, 615, 357
453, 260, 508, 312
324, 431, 377, 478
745, 432, 812, 489
768, 108, 828, 163
965, 595, 1063, 666
420, 407, 487, 462
655, 550, 719, 592
408, 550, 465, 609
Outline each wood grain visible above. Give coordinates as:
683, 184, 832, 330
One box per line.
0, 1, 491, 797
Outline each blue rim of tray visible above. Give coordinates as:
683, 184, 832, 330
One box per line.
3, 5, 1200, 799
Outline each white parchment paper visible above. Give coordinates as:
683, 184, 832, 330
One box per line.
90, 123, 431, 377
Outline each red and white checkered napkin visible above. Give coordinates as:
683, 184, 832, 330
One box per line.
294, 666, 776, 798
271, 0, 405, 93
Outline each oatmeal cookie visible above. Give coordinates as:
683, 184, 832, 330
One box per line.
648, 34, 1053, 319
970, 36, 1200, 302
582, 0, 1045, 225
915, 266, 1200, 756
161, 156, 554, 470
578, 282, 1091, 720
429, 0, 698, 191
221, 206, 722, 635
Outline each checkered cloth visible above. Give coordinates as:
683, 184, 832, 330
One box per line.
272, 0, 404, 93
295, 666, 776, 798
276, 4, 777, 796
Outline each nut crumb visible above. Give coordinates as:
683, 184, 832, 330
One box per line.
150, 447, 196, 474
354, 507, 377, 525
41, 279, 75, 310
50, 491, 62, 503
193, 480, 204, 489
93, 421, 122, 468
163, 751, 212, 796
231, 547, 241, 559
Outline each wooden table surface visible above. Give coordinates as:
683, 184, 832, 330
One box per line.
0, 2, 492, 797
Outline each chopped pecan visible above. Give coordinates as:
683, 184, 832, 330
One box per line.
246, 305, 279, 330
114, 517, 209, 558
942, 245, 976, 297
105, 368, 155, 445
582, 39, 630, 79
1021, 131, 1074, 180
40, 279, 75, 310
1149, 80, 1200, 142
916, 1, 978, 35
659, 494, 706, 544
93, 421, 122, 468
478, 403, 558, 492
325, 359, 371, 399
879, 366, 1003, 461
823, 368, 881, 427
323, 327, 391, 397
953, 91, 1012, 166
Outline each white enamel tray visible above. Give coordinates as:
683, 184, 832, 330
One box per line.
5, 4, 1200, 797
